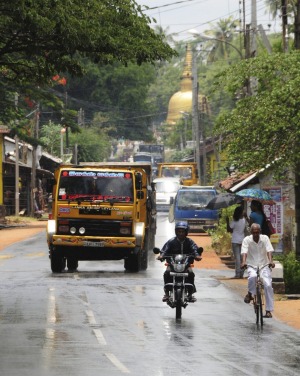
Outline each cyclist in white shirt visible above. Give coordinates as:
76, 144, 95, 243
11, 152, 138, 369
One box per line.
241, 223, 275, 318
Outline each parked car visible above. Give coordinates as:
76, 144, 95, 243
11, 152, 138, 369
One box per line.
169, 185, 219, 233
153, 177, 181, 211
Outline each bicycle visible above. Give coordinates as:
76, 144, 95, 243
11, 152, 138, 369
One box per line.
246, 263, 273, 326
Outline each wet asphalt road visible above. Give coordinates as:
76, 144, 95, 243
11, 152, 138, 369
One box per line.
0, 213, 299, 376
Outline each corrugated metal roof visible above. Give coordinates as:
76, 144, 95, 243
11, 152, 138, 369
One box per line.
219, 171, 257, 191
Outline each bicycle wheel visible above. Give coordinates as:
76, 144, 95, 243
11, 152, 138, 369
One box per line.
259, 287, 265, 326
256, 285, 263, 326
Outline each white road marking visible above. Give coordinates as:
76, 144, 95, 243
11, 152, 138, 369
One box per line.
87, 311, 130, 373
93, 328, 107, 346
105, 352, 130, 374
85, 309, 97, 325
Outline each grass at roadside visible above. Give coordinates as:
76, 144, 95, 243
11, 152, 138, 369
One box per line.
5, 216, 40, 224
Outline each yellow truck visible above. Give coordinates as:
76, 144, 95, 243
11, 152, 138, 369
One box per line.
47, 162, 156, 272
157, 162, 198, 186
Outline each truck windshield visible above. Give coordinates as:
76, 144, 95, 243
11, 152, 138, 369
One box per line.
58, 170, 133, 202
178, 190, 216, 208
161, 167, 192, 179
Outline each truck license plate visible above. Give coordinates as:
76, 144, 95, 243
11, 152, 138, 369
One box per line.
83, 241, 105, 247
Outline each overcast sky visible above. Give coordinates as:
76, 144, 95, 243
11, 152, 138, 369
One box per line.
136, 0, 281, 42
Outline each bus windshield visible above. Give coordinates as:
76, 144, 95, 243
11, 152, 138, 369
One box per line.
58, 170, 133, 202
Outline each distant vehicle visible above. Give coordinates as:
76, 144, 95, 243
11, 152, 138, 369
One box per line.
157, 162, 198, 186
138, 144, 165, 168
133, 152, 152, 163
169, 185, 219, 233
153, 177, 181, 211
138, 144, 164, 158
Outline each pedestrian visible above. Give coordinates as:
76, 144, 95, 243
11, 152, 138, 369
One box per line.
241, 223, 275, 318
226, 205, 246, 278
247, 200, 264, 227
245, 199, 273, 237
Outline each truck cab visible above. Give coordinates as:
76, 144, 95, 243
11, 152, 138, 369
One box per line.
47, 162, 156, 273
157, 162, 198, 186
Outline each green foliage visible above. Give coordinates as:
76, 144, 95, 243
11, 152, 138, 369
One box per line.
209, 206, 237, 255
169, 149, 194, 162
69, 125, 111, 163
39, 123, 62, 157
67, 61, 157, 140
274, 252, 300, 293
40, 115, 112, 162
0, 0, 176, 141
212, 50, 300, 176
0, 0, 175, 85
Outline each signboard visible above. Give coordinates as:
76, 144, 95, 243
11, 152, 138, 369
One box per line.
263, 187, 283, 252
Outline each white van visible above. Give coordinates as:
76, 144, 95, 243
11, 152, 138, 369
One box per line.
153, 177, 181, 211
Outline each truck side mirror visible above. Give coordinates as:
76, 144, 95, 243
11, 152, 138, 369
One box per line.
137, 191, 144, 199
135, 172, 142, 190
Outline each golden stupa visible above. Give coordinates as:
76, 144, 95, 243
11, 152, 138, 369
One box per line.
166, 44, 208, 125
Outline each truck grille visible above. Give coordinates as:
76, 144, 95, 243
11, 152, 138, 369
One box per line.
57, 219, 132, 237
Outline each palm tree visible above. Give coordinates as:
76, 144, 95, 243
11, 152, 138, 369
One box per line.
264, 0, 296, 20
203, 17, 240, 61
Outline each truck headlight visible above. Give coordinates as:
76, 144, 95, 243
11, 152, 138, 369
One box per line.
120, 228, 130, 235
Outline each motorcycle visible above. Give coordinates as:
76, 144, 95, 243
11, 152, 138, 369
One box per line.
153, 247, 203, 319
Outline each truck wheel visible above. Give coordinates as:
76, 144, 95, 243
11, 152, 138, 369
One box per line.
124, 248, 141, 272
67, 258, 78, 272
141, 248, 148, 270
51, 253, 65, 273
140, 235, 149, 270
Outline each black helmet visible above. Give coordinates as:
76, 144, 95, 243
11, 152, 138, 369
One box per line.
175, 221, 189, 235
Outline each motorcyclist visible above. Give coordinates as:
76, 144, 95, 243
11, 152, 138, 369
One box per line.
157, 221, 203, 302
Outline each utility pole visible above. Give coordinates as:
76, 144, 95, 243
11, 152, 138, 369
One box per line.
200, 97, 207, 185
30, 104, 39, 216
282, 0, 288, 52
192, 48, 201, 184
14, 93, 20, 216
14, 134, 19, 215
251, 0, 257, 57
65, 91, 69, 152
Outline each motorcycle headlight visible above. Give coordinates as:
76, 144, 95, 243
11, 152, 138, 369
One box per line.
175, 254, 184, 262
174, 264, 185, 272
